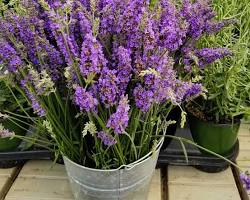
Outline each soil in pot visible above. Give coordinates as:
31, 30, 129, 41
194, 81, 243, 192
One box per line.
187, 109, 240, 155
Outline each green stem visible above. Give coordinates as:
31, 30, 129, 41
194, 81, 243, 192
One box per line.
160, 135, 243, 172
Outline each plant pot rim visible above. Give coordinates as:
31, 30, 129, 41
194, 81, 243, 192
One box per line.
188, 112, 241, 127
63, 137, 164, 173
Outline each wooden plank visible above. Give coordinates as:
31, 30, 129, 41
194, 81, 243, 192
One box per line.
168, 184, 241, 200
6, 160, 162, 200
0, 167, 20, 200
238, 124, 250, 136
147, 169, 161, 200
168, 166, 241, 200
168, 166, 237, 185
5, 177, 74, 200
0, 177, 9, 199
5, 160, 73, 200
238, 150, 250, 161
239, 136, 250, 151
18, 160, 67, 179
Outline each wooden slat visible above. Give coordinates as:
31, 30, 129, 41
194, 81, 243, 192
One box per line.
168, 165, 236, 185
5, 160, 162, 200
238, 136, 250, 151
238, 124, 250, 137
5, 160, 73, 200
148, 169, 161, 200
168, 184, 241, 200
168, 166, 241, 200
0, 167, 20, 200
17, 160, 68, 179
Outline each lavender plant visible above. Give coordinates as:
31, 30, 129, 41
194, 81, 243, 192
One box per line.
186, 0, 250, 123
0, 0, 231, 169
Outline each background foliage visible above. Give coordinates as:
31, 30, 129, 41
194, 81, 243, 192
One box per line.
189, 0, 250, 122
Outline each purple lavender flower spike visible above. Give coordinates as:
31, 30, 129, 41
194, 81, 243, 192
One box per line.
181, 0, 215, 39
115, 46, 132, 95
107, 95, 130, 134
21, 80, 46, 117
133, 84, 154, 112
195, 48, 232, 68
205, 19, 236, 34
174, 81, 203, 103
77, 10, 92, 39
74, 86, 98, 112
97, 131, 117, 146
116, 0, 147, 49
240, 172, 250, 190
98, 67, 119, 107
0, 41, 23, 72
159, 0, 188, 51
31, 97, 46, 117
80, 33, 107, 77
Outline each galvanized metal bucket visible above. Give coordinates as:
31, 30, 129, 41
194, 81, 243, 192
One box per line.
63, 138, 164, 200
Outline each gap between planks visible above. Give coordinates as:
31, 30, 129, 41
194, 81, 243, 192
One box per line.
0, 164, 23, 200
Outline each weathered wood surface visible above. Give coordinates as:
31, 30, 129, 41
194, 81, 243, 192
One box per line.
168, 165, 241, 200
0, 167, 19, 200
5, 160, 162, 200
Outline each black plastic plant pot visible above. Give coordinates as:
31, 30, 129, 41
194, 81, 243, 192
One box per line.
0, 119, 26, 152
188, 113, 240, 155
161, 106, 181, 150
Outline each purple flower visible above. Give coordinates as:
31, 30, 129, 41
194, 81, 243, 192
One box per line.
107, 95, 130, 134
97, 131, 117, 146
116, 0, 147, 49
159, 0, 188, 51
195, 48, 232, 67
76, 9, 92, 39
115, 46, 132, 95
181, 0, 216, 39
240, 172, 250, 190
174, 81, 203, 103
98, 67, 119, 107
20, 78, 46, 117
205, 19, 236, 34
99, 0, 117, 34
74, 86, 98, 112
31, 96, 46, 117
133, 84, 154, 112
0, 41, 22, 72
80, 33, 107, 77
25, 89, 46, 117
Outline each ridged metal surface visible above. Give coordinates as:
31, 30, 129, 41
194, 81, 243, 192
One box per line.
63, 139, 163, 200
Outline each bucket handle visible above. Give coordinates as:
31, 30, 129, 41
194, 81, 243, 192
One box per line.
120, 137, 164, 171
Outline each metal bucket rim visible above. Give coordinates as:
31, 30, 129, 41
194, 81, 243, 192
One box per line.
63, 137, 164, 172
